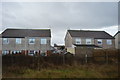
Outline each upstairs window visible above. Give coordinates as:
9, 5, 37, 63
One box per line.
3, 38, 9, 44
86, 39, 92, 44
107, 40, 112, 45
97, 39, 102, 45
75, 38, 81, 44
41, 38, 47, 44
16, 38, 21, 44
29, 38, 35, 44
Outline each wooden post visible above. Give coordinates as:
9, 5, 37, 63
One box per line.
85, 47, 88, 64
105, 49, 108, 64
85, 54, 88, 63
39, 50, 41, 56
63, 53, 65, 65
38, 55, 40, 71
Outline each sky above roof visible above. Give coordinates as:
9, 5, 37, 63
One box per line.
0, 1, 119, 45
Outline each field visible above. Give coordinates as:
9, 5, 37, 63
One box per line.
2, 49, 119, 79
3, 64, 118, 78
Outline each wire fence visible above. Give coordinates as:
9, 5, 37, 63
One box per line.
2, 49, 119, 68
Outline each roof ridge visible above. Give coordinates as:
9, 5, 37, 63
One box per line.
6, 28, 50, 30
68, 29, 114, 39
2, 28, 51, 37
114, 31, 120, 37
68, 29, 105, 32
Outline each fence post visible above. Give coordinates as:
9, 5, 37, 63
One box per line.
118, 49, 120, 78
63, 53, 65, 65
38, 56, 40, 71
105, 50, 108, 64
85, 54, 88, 63
11, 53, 13, 66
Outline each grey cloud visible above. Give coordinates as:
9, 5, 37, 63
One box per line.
1, 2, 118, 45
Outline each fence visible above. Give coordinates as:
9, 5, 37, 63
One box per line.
2, 49, 119, 69
93, 49, 118, 64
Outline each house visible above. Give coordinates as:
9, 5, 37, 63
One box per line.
114, 31, 120, 49
52, 44, 65, 54
0, 28, 51, 55
0, 34, 2, 54
54, 44, 65, 50
65, 30, 115, 55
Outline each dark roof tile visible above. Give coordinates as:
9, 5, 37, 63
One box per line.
1, 29, 51, 38
68, 30, 114, 39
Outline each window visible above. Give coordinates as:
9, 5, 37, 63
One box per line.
29, 50, 35, 54
2, 50, 9, 55
86, 39, 92, 44
97, 39, 102, 45
16, 38, 21, 44
41, 38, 47, 44
107, 40, 112, 45
28, 50, 35, 56
3, 38, 9, 44
119, 41, 120, 44
12, 51, 21, 54
75, 38, 81, 44
29, 38, 35, 44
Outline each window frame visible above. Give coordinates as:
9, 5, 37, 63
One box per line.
3, 38, 9, 44
29, 38, 35, 44
106, 39, 112, 45
40, 38, 47, 44
75, 38, 81, 44
16, 38, 21, 44
2, 50, 9, 55
97, 39, 102, 45
119, 41, 120, 44
86, 39, 92, 44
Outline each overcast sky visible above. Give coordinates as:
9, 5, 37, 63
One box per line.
0, 2, 119, 45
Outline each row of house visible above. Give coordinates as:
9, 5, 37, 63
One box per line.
0, 28, 120, 55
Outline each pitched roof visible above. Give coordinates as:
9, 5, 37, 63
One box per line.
68, 30, 114, 39
114, 31, 120, 37
1, 29, 51, 38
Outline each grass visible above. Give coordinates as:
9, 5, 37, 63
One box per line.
2, 63, 118, 78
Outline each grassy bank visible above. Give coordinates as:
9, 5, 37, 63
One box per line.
3, 64, 118, 78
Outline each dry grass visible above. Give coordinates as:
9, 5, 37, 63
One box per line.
2, 49, 119, 78
2, 64, 118, 78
